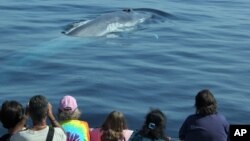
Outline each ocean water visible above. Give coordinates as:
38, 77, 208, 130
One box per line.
0, 0, 250, 139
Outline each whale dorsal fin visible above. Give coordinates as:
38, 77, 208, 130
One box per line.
123, 8, 133, 13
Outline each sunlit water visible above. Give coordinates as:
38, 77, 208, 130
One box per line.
0, 0, 250, 139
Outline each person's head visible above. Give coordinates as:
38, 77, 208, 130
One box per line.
28, 95, 48, 123
140, 109, 168, 141
101, 111, 127, 131
101, 111, 128, 141
0, 100, 24, 130
195, 89, 217, 115
58, 95, 81, 121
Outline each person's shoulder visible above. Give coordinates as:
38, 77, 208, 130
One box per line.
61, 119, 90, 129
90, 128, 101, 141
214, 113, 229, 123
184, 113, 198, 121
61, 119, 89, 125
187, 113, 197, 118
129, 130, 143, 141
90, 128, 101, 134
123, 129, 133, 133
79, 120, 90, 126
123, 129, 134, 140
79, 120, 89, 124
215, 113, 226, 118
54, 127, 66, 135
123, 129, 134, 136
11, 128, 29, 136
73, 119, 90, 128
9, 130, 27, 141
53, 127, 67, 140
54, 127, 66, 132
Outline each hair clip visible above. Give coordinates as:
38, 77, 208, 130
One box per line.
148, 122, 156, 129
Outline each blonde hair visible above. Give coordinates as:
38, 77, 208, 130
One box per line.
58, 108, 81, 121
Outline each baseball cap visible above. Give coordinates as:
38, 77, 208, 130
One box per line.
59, 95, 78, 112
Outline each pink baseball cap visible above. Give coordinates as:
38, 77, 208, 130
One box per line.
59, 95, 78, 112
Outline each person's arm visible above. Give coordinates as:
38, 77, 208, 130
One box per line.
10, 104, 30, 134
10, 115, 28, 134
47, 103, 61, 128
179, 117, 189, 141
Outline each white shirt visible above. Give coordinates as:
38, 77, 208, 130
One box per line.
10, 126, 66, 141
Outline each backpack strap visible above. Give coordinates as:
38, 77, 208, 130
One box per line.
46, 127, 55, 141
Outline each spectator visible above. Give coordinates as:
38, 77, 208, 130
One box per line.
129, 109, 170, 141
0, 100, 27, 141
58, 95, 90, 141
91, 111, 133, 141
179, 89, 229, 141
10, 95, 67, 141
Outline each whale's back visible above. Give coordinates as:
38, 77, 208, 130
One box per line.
63, 8, 168, 37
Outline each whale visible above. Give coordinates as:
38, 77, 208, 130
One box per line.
62, 8, 171, 37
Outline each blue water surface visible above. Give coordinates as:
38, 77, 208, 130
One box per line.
0, 0, 250, 139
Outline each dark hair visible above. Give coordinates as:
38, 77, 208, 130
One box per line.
0, 100, 24, 129
29, 95, 48, 123
195, 89, 217, 115
101, 111, 128, 141
139, 109, 169, 141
